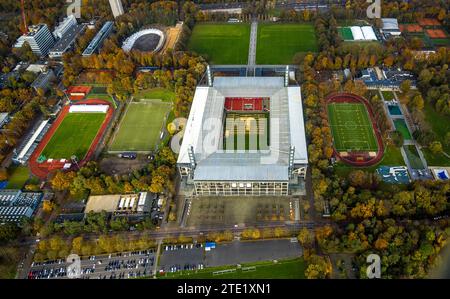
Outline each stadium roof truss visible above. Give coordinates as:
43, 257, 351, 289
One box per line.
177, 77, 308, 183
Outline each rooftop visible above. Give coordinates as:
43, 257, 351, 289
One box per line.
50, 24, 86, 54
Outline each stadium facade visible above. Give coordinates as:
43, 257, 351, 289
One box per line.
177, 74, 308, 196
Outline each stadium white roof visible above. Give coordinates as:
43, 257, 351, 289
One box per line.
361, 26, 377, 40
351, 26, 365, 40
177, 77, 308, 182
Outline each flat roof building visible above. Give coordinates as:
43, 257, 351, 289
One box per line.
31, 69, 55, 92
381, 18, 401, 38
0, 190, 43, 224
49, 24, 86, 59
85, 192, 153, 215
53, 15, 77, 39
177, 75, 308, 196
82, 21, 114, 56
109, 0, 125, 18
14, 24, 55, 57
0, 113, 10, 129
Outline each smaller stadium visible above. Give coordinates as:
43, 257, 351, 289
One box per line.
122, 28, 165, 53
326, 93, 384, 167
29, 99, 113, 178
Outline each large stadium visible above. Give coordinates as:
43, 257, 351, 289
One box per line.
29, 99, 113, 178
122, 28, 165, 53
177, 74, 308, 196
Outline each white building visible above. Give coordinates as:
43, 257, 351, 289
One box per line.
53, 15, 77, 39
361, 26, 377, 40
14, 24, 55, 57
109, 0, 125, 18
177, 75, 308, 196
381, 18, 401, 37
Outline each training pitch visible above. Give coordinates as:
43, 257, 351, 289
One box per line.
41, 113, 106, 160
256, 23, 318, 64
327, 103, 378, 152
110, 99, 172, 152
188, 23, 250, 64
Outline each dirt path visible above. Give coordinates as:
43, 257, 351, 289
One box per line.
162, 22, 183, 54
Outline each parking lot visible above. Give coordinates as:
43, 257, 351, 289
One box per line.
28, 249, 156, 279
158, 243, 205, 274
158, 239, 302, 275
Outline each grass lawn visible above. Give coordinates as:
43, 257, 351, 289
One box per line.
404, 145, 425, 169
134, 88, 175, 102
381, 90, 396, 101
6, 166, 30, 189
393, 119, 412, 140
109, 99, 172, 152
422, 102, 450, 166
423, 102, 450, 153
423, 149, 450, 167
160, 258, 305, 279
188, 23, 250, 64
327, 103, 378, 151
41, 113, 106, 160
256, 23, 317, 64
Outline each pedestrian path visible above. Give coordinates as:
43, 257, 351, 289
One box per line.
247, 21, 258, 67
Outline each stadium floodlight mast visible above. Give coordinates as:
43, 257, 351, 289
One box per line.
71, 155, 79, 169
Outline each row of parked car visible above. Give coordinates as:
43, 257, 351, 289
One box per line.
164, 243, 203, 251
28, 267, 66, 279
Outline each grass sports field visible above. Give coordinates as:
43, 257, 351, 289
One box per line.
327, 103, 378, 152
256, 24, 318, 64
223, 113, 269, 151
161, 258, 305, 279
110, 99, 171, 152
134, 88, 175, 102
41, 113, 106, 160
188, 23, 250, 64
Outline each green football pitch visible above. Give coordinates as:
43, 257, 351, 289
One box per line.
327, 103, 378, 152
256, 23, 318, 64
109, 99, 172, 152
188, 23, 250, 64
223, 113, 269, 151
41, 113, 106, 160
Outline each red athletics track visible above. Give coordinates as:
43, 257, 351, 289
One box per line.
29, 99, 113, 179
326, 93, 385, 167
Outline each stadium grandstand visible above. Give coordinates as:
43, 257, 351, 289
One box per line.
13, 119, 52, 165
177, 71, 308, 196
122, 28, 165, 53
69, 104, 109, 113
